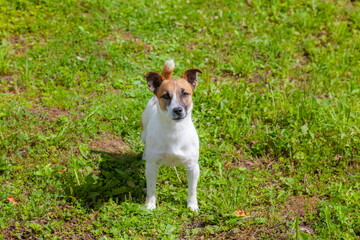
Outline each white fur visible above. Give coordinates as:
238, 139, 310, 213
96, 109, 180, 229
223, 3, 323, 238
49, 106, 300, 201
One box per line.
141, 96, 200, 211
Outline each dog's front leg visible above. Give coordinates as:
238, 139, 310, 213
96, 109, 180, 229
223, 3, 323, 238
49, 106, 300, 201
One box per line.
185, 162, 200, 211
145, 162, 159, 210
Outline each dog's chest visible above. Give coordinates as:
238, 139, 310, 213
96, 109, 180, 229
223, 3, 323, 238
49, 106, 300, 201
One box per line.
147, 129, 198, 166
156, 151, 187, 166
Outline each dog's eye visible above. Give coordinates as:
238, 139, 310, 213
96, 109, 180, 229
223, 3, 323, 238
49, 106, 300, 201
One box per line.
182, 91, 190, 97
161, 93, 171, 99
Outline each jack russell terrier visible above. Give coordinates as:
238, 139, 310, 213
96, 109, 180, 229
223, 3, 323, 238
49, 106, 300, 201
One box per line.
141, 60, 202, 211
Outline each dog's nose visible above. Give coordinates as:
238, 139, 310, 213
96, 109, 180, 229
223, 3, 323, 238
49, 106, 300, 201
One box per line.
173, 107, 183, 115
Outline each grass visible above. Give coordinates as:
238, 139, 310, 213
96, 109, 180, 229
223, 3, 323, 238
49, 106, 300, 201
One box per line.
0, 0, 359, 239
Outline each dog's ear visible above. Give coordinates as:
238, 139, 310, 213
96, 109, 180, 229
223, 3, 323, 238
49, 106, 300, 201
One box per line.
145, 71, 164, 93
182, 69, 202, 89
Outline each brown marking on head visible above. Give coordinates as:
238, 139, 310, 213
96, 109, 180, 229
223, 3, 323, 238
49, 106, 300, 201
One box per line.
155, 78, 194, 112
145, 60, 202, 119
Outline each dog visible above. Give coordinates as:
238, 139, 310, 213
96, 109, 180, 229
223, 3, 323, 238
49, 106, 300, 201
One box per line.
141, 60, 202, 211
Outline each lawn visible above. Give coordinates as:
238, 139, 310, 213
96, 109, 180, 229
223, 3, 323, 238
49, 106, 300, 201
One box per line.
0, 0, 359, 239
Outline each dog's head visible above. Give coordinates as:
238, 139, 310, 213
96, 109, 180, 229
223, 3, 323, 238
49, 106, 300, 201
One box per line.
145, 60, 202, 121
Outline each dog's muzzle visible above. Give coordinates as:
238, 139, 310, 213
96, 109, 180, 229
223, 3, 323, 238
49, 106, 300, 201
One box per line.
171, 107, 187, 120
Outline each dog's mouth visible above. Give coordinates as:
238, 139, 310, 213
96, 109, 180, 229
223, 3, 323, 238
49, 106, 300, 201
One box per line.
171, 115, 187, 121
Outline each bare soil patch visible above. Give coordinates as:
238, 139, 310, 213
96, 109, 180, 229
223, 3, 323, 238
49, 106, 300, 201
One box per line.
8, 35, 28, 54
2, 217, 95, 240
181, 221, 290, 240
28, 107, 72, 121
280, 195, 319, 220
226, 149, 272, 171
0, 74, 20, 93
89, 132, 130, 154
98, 29, 153, 54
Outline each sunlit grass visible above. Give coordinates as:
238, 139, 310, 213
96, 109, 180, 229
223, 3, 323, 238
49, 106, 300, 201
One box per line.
0, 0, 359, 239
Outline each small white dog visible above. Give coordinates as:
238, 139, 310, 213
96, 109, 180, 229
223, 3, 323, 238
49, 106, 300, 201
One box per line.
141, 60, 202, 211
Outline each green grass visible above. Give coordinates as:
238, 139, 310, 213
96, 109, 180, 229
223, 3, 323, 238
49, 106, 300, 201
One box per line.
0, 0, 359, 239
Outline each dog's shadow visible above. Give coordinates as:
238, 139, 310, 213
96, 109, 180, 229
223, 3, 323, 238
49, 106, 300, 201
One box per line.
68, 150, 146, 210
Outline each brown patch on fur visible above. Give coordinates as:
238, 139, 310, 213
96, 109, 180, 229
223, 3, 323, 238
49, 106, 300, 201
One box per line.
155, 78, 193, 111
145, 61, 201, 115
162, 62, 174, 79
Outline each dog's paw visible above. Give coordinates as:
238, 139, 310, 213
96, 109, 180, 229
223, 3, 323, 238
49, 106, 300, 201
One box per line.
187, 196, 198, 211
187, 203, 199, 211
145, 202, 156, 210
145, 196, 156, 210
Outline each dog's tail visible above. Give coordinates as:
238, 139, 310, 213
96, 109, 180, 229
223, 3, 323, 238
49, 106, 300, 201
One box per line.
162, 59, 175, 79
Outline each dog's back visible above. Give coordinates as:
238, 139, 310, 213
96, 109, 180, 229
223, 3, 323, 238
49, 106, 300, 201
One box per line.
141, 96, 157, 144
